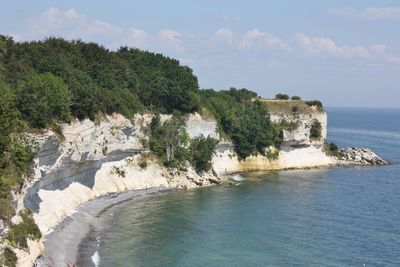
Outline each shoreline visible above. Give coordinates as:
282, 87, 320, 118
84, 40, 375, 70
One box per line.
34, 162, 391, 266
36, 186, 173, 267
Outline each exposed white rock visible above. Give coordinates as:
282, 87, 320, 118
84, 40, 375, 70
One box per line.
212, 142, 336, 176
338, 147, 388, 165
186, 113, 219, 140
269, 111, 327, 147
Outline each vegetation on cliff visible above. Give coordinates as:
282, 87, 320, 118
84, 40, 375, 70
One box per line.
0, 36, 284, 262
148, 113, 218, 172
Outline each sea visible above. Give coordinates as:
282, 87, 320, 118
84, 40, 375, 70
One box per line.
87, 107, 400, 266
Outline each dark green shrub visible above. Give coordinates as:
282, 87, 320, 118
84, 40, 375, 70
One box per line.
291, 96, 301, 100
305, 100, 323, 108
310, 119, 322, 140
323, 142, 339, 157
189, 135, 218, 172
275, 93, 289, 100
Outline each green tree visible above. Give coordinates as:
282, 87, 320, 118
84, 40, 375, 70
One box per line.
275, 93, 289, 100
0, 83, 19, 154
16, 72, 70, 128
190, 135, 218, 172
291, 96, 301, 100
149, 113, 190, 167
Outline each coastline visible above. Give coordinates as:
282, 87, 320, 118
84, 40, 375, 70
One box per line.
36, 186, 173, 266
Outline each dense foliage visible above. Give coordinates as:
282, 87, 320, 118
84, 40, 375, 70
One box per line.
1, 36, 200, 121
200, 88, 282, 159
148, 114, 218, 172
149, 113, 190, 168
190, 136, 219, 172
310, 119, 322, 140
275, 93, 289, 100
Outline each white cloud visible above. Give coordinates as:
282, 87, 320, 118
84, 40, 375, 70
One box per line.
328, 6, 400, 20
239, 29, 292, 51
13, 8, 186, 53
214, 28, 234, 43
157, 29, 183, 52
20, 7, 122, 40
126, 28, 148, 48
295, 33, 371, 59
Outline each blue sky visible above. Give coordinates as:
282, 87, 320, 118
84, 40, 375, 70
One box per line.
1, 0, 400, 108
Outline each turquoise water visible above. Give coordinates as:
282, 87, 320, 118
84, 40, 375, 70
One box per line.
96, 108, 400, 266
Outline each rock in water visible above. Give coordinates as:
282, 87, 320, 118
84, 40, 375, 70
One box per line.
338, 147, 388, 165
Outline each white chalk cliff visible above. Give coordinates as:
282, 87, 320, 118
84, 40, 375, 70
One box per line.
7, 103, 387, 266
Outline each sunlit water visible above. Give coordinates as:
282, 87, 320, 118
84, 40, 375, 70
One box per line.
92, 108, 400, 266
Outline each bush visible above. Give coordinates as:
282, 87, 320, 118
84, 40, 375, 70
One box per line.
137, 154, 148, 169
275, 93, 289, 100
279, 119, 299, 132
0, 247, 17, 267
310, 119, 322, 140
323, 142, 339, 157
291, 96, 301, 100
0, 198, 15, 220
305, 100, 323, 108
6, 210, 42, 249
189, 135, 218, 172
266, 147, 279, 160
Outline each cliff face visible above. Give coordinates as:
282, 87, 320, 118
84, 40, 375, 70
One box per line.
212, 101, 334, 176
12, 105, 387, 266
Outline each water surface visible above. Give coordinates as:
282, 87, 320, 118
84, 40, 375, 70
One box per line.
95, 107, 400, 266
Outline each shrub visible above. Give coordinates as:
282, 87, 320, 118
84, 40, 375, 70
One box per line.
137, 154, 149, 169
6, 210, 42, 249
189, 135, 219, 172
291, 96, 301, 100
0, 247, 17, 267
323, 142, 339, 157
305, 100, 323, 108
266, 147, 279, 160
279, 119, 299, 132
111, 166, 126, 178
0, 198, 15, 220
310, 119, 322, 140
275, 93, 289, 100
291, 106, 298, 113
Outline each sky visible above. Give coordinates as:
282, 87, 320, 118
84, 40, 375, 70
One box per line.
1, 0, 400, 108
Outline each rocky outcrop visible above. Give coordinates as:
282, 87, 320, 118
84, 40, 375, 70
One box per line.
338, 147, 388, 165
